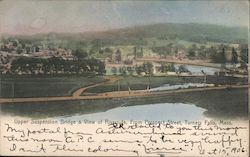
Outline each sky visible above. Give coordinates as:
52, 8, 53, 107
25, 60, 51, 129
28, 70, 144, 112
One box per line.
0, 0, 249, 35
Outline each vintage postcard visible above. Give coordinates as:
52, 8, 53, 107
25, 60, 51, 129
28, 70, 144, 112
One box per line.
0, 0, 249, 156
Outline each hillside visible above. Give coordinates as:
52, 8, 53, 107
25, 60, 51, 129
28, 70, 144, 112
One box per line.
5, 23, 248, 45
110, 23, 247, 44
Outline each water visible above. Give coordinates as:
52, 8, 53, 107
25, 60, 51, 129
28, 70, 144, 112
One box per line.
149, 83, 214, 92
106, 64, 220, 75
56, 103, 206, 121
175, 64, 219, 75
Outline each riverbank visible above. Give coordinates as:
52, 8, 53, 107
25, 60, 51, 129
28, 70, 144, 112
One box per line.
1, 87, 247, 119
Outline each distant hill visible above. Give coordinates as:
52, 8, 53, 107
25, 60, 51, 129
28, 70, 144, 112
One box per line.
6, 23, 248, 45
98, 23, 248, 44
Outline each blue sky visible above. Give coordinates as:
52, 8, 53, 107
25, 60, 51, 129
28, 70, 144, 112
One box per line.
0, 0, 248, 34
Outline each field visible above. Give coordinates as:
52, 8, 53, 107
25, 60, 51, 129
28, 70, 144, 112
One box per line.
1, 75, 247, 98
0, 75, 199, 98
84, 76, 204, 94
83, 75, 247, 94
0, 75, 247, 119
0, 75, 105, 98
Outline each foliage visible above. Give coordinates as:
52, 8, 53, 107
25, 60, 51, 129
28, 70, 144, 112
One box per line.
160, 63, 176, 73
114, 49, 122, 63
177, 65, 189, 73
187, 44, 197, 58
210, 45, 226, 64
72, 49, 88, 60
231, 47, 238, 64
135, 62, 153, 75
239, 44, 248, 66
10, 57, 105, 75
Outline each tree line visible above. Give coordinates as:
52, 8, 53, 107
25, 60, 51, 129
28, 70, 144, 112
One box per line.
10, 56, 105, 75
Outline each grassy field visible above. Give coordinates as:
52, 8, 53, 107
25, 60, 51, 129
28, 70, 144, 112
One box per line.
1, 75, 246, 98
83, 75, 205, 94
0, 75, 105, 98
0, 75, 199, 98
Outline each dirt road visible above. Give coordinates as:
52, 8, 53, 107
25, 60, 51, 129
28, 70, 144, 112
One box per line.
72, 76, 120, 97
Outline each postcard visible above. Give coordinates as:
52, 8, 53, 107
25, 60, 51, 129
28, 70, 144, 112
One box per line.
0, 0, 249, 156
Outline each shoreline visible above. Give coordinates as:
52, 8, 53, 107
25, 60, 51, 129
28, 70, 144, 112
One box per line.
1, 87, 248, 119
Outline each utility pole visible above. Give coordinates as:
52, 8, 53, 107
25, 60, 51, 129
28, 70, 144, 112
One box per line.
12, 82, 14, 97
201, 70, 206, 83
118, 80, 120, 91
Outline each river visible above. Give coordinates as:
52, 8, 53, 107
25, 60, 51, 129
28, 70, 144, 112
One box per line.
55, 103, 206, 121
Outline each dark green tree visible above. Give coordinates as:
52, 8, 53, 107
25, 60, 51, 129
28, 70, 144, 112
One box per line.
114, 49, 122, 63
231, 47, 238, 64
142, 62, 153, 75
111, 67, 117, 75
72, 49, 88, 60
178, 65, 189, 73
239, 44, 248, 67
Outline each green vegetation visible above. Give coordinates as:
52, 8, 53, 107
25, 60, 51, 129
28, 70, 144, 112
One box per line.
135, 62, 154, 75
159, 63, 176, 73
1, 74, 244, 98
1, 23, 248, 73
10, 56, 105, 75
0, 23, 248, 120
177, 65, 189, 73
239, 44, 248, 67
9, 23, 247, 46
84, 76, 199, 94
0, 75, 105, 98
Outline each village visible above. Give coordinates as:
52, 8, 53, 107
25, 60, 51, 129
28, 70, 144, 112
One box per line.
0, 37, 248, 77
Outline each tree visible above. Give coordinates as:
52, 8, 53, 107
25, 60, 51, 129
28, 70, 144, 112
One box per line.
220, 46, 226, 65
111, 67, 117, 75
160, 64, 166, 73
210, 45, 226, 64
198, 45, 207, 58
187, 44, 197, 59
17, 48, 23, 54
142, 62, 154, 75
127, 67, 134, 75
167, 43, 173, 54
178, 65, 189, 73
96, 60, 105, 75
50, 57, 63, 74
114, 49, 122, 63
160, 64, 176, 73
91, 39, 102, 49
140, 47, 144, 58
231, 47, 238, 64
119, 67, 127, 76
239, 44, 248, 68
41, 59, 50, 74
72, 49, 88, 60
99, 49, 104, 54
208, 46, 217, 60
135, 65, 143, 75
104, 47, 113, 53
133, 47, 137, 59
